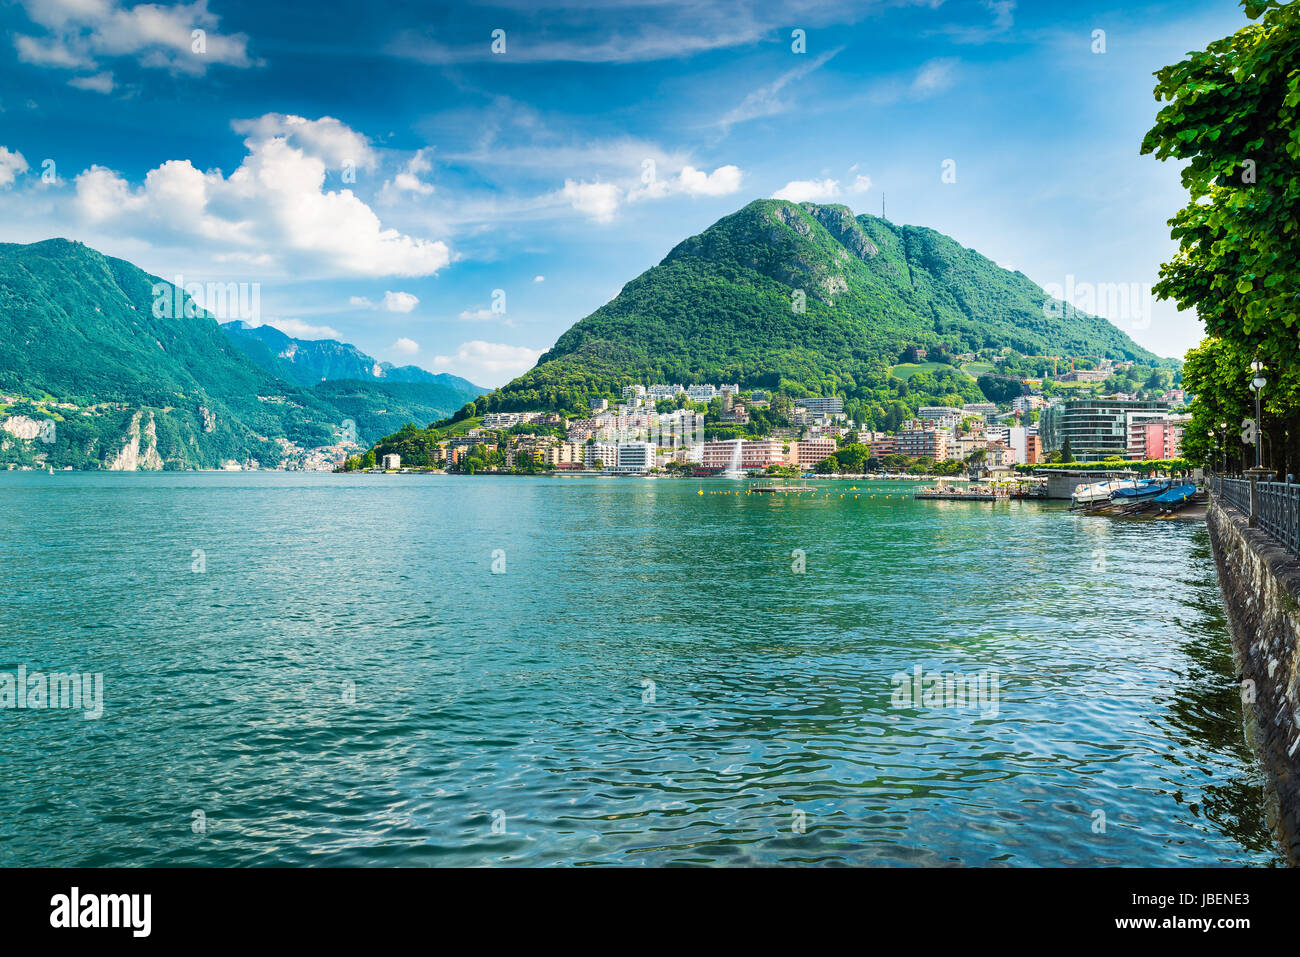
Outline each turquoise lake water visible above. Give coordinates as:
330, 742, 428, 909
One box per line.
0, 472, 1283, 866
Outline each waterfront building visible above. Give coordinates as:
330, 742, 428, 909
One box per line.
1026, 434, 1043, 465
986, 441, 1015, 468
541, 441, 583, 467
701, 438, 785, 471
868, 436, 899, 458
585, 441, 618, 469
1041, 398, 1170, 462
790, 437, 837, 469
1128, 414, 1188, 460
897, 429, 950, 461
381, 453, 401, 470
613, 442, 655, 475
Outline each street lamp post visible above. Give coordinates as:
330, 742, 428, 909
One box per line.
1250, 360, 1266, 471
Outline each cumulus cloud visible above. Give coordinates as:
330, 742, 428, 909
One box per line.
533, 275, 545, 283
261, 317, 341, 340
431, 340, 542, 387
382, 290, 419, 313
770, 172, 871, 204
771, 178, 841, 203
13, 0, 256, 77
566, 163, 743, 220
382, 147, 434, 199
674, 164, 744, 197
561, 178, 621, 222
231, 113, 376, 171
72, 114, 451, 278
390, 337, 419, 355
348, 295, 373, 308
0, 147, 30, 187
458, 306, 496, 321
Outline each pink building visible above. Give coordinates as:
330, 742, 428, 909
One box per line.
701, 439, 785, 471
791, 437, 837, 468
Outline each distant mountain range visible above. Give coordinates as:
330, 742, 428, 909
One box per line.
467, 199, 1164, 416
0, 239, 485, 469
220, 320, 478, 390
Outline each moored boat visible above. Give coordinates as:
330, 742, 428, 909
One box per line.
1110, 479, 1171, 502
1152, 483, 1198, 506
1072, 478, 1138, 506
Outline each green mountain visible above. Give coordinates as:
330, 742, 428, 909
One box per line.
0, 239, 479, 469
473, 200, 1163, 414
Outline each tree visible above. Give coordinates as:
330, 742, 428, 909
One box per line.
1060, 438, 1075, 464
1141, 0, 1300, 474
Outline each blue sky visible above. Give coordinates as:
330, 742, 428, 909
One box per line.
0, 0, 1252, 386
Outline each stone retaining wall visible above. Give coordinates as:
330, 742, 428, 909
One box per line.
1206, 500, 1300, 862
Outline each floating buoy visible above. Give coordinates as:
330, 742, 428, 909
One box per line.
697, 489, 703, 495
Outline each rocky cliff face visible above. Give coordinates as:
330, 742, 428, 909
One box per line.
104, 410, 164, 470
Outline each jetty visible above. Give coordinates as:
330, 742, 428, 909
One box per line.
915, 479, 1046, 501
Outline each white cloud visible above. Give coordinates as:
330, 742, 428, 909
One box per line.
533, 275, 545, 283
676, 164, 743, 197
561, 178, 621, 222
14, 0, 256, 77
67, 70, 114, 93
72, 114, 451, 278
570, 163, 744, 220
458, 307, 496, 321
261, 318, 341, 340
390, 337, 419, 355
912, 58, 958, 95
849, 174, 872, 193
717, 48, 842, 132
0, 147, 30, 187
382, 147, 434, 198
348, 295, 373, 308
771, 178, 841, 203
431, 340, 542, 387
382, 290, 419, 313
231, 113, 376, 171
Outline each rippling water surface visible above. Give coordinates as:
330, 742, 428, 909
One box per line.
0, 472, 1282, 866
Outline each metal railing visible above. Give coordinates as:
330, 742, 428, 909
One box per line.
1210, 472, 1300, 560
1215, 475, 1251, 513
1259, 481, 1300, 557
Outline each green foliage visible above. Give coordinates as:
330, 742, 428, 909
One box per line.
1141, 0, 1300, 473
0, 239, 456, 467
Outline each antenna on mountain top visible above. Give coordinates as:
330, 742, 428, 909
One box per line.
882, 193, 886, 220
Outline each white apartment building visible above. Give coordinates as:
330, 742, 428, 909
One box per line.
585, 442, 618, 469
687, 384, 718, 402
613, 442, 655, 475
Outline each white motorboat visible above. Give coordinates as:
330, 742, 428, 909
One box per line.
1071, 478, 1138, 506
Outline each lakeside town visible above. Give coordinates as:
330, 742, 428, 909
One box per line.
343, 353, 1191, 479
